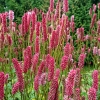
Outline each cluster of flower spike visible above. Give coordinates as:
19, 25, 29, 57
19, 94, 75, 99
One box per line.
0, 0, 100, 99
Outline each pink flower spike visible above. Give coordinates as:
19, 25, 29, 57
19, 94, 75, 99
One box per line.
74, 68, 81, 88
64, 43, 71, 57
31, 11, 37, 31
54, 68, 60, 81
60, 55, 68, 70
12, 82, 20, 95
98, 3, 100, 9
42, 14, 48, 41
45, 54, 51, 68
88, 87, 96, 100
50, 0, 54, 12
93, 46, 98, 55
78, 53, 86, 68
93, 4, 96, 12
71, 15, 74, 22
39, 73, 47, 85
8, 10, 14, 21
6, 34, 13, 46
35, 22, 41, 37
31, 53, 39, 72
48, 68, 59, 100
35, 36, 40, 54
34, 75, 39, 92
4, 74, 9, 83
98, 49, 100, 56
65, 69, 76, 96
12, 58, 24, 92
63, 0, 69, 13
74, 88, 81, 100
90, 14, 97, 28
29, 28, 34, 43
0, 72, 5, 100
92, 70, 98, 91
37, 60, 46, 76
48, 57, 55, 81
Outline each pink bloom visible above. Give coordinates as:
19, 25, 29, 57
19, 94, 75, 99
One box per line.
70, 21, 75, 32
81, 47, 85, 53
92, 70, 98, 91
88, 87, 96, 100
97, 20, 100, 34
35, 36, 40, 53
8, 10, 14, 21
4, 74, 9, 83
65, 69, 76, 96
0, 33, 5, 47
34, 75, 39, 92
34, 8, 39, 14
50, 0, 54, 12
12, 58, 24, 92
84, 35, 89, 41
65, 80, 73, 96
23, 13, 28, 34
98, 49, 100, 56
46, 10, 51, 21
23, 46, 32, 73
48, 57, 55, 81
42, 14, 48, 41
6, 34, 13, 46
93, 46, 98, 55
54, 1, 60, 21
76, 27, 84, 40
48, 69, 60, 100
65, 16, 70, 32
31, 53, 39, 72
71, 15, 74, 22
74, 88, 81, 100
0, 72, 5, 100
64, 43, 71, 57
60, 55, 69, 70
29, 28, 34, 43
93, 4, 96, 12
35, 22, 41, 36
63, 95, 68, 100
56, 25, 60, 35
12, 82, 20, 95
37, 60, 46, 76
78, 53, 86, 68
31, 11, 37, 31
67, 69, 76, 86
63, 0, 69, 13
11, 22, 16, 32
50, 30, 57, 49
23, 54, 30, 73
54, 68, 60, 81
45, 54, 51, 68
90, 14, 97, 28
27, 12, 31, 28
98, 3, 100, 9
1, 13, 7, 33
48, 78, 58, 100
89, 8, 92, 15
74, 68, 81, 88
39, 73, 47, 85
88, 48, 91, 53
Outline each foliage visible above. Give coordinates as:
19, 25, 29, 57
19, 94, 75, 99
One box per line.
91, 0, 100, 4
68, 0, 92, 33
